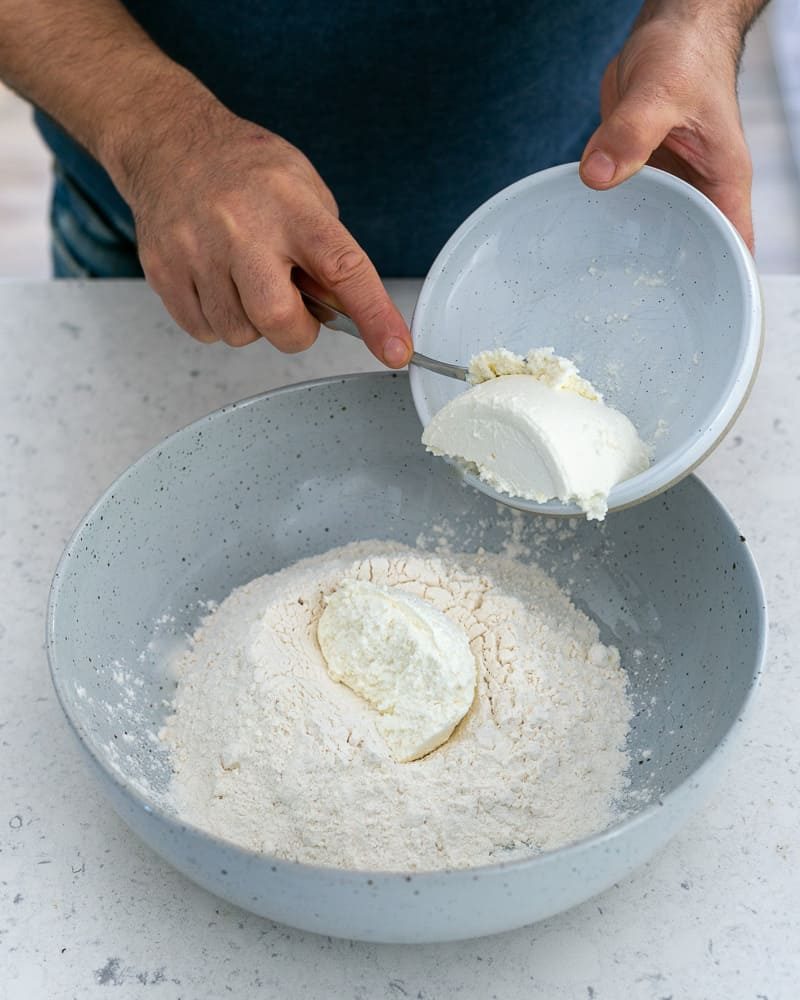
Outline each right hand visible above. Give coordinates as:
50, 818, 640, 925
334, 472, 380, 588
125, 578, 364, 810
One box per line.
579, 2, 755, 252
105, 88, 412, 366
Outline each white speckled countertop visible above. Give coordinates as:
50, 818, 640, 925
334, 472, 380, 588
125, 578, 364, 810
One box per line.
1, 278, 798, 999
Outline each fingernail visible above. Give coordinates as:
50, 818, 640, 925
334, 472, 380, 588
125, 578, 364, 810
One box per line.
383, 337, 410, 368
583, 150, 616, 184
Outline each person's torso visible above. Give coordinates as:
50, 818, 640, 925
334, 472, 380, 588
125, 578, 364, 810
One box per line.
37, 0, 642, 275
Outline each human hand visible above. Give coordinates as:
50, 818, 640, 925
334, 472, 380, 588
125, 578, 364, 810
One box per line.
105, 85, 412, 365
579, 1, 759, 252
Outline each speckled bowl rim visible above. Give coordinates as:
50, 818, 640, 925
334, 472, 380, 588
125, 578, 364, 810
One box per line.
47, 371, 768, 880
409, 163, 765, 517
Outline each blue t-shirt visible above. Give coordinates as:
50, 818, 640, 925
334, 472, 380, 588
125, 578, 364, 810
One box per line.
36, 1, 641, 275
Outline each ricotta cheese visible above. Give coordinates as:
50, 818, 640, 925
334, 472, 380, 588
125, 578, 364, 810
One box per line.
317, 578, 476, 762
468, 346, 598, 398
423, 347, 650, 520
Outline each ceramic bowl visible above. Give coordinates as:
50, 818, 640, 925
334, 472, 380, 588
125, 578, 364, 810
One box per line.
47, 373, 766, 943
410, 163, 763, 516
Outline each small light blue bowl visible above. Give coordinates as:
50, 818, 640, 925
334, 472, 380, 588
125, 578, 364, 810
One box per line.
47, 373, 766, 943
410, 163, 763, 516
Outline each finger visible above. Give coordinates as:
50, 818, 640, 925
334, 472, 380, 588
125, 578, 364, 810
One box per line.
292, 213, 412, 368
650, 131, 755, 253
696, 178, 755, 254
192, 268, 263, 348
580, 88, 678, 190
693, 144, 754, 253
233, 257, 320, 353
140, 250, 219, 343
184, 280, 223, 343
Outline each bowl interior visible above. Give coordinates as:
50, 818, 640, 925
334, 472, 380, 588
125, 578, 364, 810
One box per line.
410, 164, 761, 513
49, 373, 764, 851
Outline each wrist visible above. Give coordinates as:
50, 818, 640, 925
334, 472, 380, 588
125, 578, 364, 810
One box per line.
631, 0, 750, 82
97, 59, 218, 201
635, 0, 764, 50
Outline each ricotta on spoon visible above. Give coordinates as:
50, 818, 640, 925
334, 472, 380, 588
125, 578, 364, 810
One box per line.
422, 347, 650, 520
317, 579, 476, 762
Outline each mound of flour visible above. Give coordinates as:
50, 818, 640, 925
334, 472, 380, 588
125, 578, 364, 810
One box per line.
159, 541, 632, 871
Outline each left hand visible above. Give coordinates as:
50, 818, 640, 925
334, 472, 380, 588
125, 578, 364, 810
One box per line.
579, 3, 756, 252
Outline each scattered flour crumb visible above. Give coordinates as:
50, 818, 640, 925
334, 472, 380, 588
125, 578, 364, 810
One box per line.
653, 418, 670, 442
633, 269, 668, 287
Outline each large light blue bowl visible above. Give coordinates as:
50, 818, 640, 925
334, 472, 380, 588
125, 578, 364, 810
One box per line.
47, 373, 766, 943
410, 164, 763, 516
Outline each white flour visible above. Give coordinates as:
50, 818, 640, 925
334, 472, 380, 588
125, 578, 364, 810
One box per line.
160, 541, 633, 871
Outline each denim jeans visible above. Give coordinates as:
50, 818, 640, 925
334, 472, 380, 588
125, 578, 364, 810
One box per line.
50, 166, 143, 279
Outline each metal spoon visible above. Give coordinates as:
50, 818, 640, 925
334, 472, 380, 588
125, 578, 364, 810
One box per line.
300, 290, 468, 381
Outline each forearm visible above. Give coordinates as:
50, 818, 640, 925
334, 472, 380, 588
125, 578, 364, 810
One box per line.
0, 0, 211, 193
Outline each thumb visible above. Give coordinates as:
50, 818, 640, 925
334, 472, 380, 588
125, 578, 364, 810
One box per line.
580, 88, 677, 190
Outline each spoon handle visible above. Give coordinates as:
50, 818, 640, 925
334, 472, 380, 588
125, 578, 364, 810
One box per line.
299, 291, 468, 382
